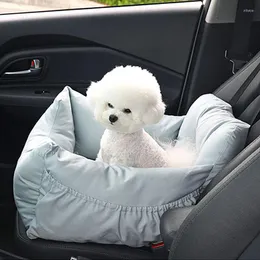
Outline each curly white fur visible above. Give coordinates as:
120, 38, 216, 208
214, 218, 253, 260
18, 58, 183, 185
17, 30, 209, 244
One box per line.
86, 65, 196, 168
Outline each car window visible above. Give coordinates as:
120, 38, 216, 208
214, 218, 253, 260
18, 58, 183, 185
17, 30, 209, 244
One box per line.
0, 0, 195, 14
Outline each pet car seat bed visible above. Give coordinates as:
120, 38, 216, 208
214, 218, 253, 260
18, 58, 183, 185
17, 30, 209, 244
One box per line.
13, 86, 249, 247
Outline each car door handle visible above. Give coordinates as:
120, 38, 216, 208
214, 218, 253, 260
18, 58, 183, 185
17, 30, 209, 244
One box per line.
4, 67, 41, 76
3, 58, 42, 77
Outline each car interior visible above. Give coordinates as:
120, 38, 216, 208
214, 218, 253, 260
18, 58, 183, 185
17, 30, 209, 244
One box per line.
0, 0, 260, 259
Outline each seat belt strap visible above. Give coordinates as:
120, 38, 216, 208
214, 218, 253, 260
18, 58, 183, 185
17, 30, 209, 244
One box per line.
230, 60, 260, 108
225, 0, 255, 74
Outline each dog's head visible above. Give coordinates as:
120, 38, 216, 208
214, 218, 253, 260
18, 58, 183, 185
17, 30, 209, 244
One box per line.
86, 65, 166, 133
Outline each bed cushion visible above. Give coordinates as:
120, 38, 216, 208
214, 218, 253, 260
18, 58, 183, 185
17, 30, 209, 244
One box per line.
13, 86, 249, 247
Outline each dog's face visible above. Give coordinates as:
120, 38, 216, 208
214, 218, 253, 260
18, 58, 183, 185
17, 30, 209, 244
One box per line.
98, 101, 143, 133
96, 95, 149, 133
86, 66, 166, 133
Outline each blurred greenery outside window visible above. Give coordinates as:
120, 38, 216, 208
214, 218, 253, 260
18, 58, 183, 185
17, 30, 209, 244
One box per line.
95, 0, 193, 6
0, 0, 195, 15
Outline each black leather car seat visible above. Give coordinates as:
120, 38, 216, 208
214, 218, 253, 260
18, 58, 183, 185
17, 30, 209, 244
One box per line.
14, 51, 260, 260
161, 49, 260, 260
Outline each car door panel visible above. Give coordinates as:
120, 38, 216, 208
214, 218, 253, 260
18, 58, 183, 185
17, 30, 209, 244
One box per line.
0, 2, 202, 74
0, 1, 202, 183
0, 47, 183, 109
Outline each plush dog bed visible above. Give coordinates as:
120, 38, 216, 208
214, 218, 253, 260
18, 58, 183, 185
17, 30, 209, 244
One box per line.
14, 86, 249, 247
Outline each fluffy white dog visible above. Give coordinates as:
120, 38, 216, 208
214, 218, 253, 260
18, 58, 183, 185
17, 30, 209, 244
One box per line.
86, 65, 196, 168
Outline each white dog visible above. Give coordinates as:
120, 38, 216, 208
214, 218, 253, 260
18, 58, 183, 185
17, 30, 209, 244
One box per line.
86, 65, 196, 168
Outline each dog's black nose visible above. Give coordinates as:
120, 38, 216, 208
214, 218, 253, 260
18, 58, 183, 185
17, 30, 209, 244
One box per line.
109, 114, 118, 123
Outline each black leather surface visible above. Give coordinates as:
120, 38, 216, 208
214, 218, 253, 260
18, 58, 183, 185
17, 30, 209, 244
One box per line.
200, 134, 260, 199
160, 206, 195, 250
15, 214, 157, 260
0, 248, 27, 260
215, 50, 260, 118
167, 50, 260, 259
247, 120, 260, 145
169, 146, 260, 259
239, 95, 260, 125
203, 50, 260, 197
238, 231, 260, 260
157, 46, 260, 258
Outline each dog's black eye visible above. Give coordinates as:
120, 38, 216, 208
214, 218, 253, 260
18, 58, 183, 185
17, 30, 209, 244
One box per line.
123, 108, 131, 114
108, 103, 114, 108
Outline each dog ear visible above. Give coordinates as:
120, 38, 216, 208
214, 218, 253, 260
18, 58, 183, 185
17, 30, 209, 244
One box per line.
86, 81, 100, 109
142, 100, 166, 125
